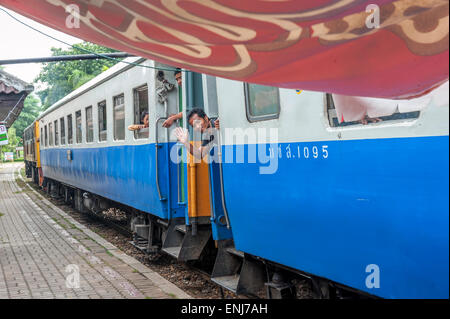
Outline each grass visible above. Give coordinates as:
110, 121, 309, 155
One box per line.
15, 178, 27, 190
51, 217, 68, 229
60, 216, 77, 230
0, 212, 4, 218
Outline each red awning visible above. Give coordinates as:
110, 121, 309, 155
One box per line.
0, 0, 448, 99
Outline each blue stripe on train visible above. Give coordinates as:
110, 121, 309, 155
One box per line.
40, 142, 186, 220
222, 135, 449, 298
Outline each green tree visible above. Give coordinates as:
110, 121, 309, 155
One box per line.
11, 94, 42, 144
35, 42, 119, 110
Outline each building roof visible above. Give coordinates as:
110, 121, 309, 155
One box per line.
0, 69, 34, 128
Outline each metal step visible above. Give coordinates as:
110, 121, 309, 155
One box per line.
175, 224, 187, 234
226, 247, 244, 258
162, 246, 182, 259
211, 275, 240, 294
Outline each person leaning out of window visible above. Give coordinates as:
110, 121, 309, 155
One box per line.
128, 111, 149, 131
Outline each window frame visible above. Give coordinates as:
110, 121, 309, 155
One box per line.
325, 93, 421, 128
75, 110, 82, 144
85, 105, 94, 143
60, 117, 65, 145
113, 93, 125, 141
244, 83, 281, 123
98, 100, 107, 142
49, 122, 53, 146
133, 84, 149, 140
44, 125, 48, 147
67, 114, 73, 144
54, 119, 59, 146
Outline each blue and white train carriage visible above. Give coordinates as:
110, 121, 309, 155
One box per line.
37, 58, 195, 251
206, 77, 449, 299
34, 56, 449, 299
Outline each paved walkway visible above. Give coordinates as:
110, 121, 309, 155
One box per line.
0, 162, 191, 299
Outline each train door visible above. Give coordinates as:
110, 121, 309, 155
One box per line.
160, 71, 212, 261
185, 72, 213, 229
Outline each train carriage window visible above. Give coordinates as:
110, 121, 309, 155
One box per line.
86, 106, 93, 143
244, 83, 280, 122
44, 125, 48, 147
76, 110, 82, 143
54, 120, 59, 146
40, 128, 43, 146
133, 85, 149, 139
113, 94, 125, 141
98, 101, 107, 142
60, 117, 65, 145
67, 114, 73, 144
49, 122, 53, 146
326, 94, 421, 127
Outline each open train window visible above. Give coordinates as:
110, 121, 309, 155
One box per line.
49, 122, 53, 146
54, 120, 59, 146
113, 94, 125, 141
86, 106, 93, 143
98, 101, 107, 142
40, 128, 43, 146
75, 110, 82, 143
244, 83, 280, 122
67, 114, 73, 144
60, 117, 65, 145
326, 94, 421, 127
133, 85, 149, 139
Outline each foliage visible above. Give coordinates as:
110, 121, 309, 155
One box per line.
35, 42, 119, 110
11, 94, 42, 143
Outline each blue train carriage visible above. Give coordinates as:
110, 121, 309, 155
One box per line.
37, 57, 202, 256
207, 77, 449, 299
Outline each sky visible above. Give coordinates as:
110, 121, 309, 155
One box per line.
0, 6, 82, 85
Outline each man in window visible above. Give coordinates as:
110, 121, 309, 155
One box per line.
162, 69, 220, 130
128, 111, 149, 131
174, 68, 182, 87
162, 69, 183, 128
174, 108, 220, 160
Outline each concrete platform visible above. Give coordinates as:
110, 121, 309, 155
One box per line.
0, 162, 191, 299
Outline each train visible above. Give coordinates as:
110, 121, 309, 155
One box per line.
24, 57, 449, 299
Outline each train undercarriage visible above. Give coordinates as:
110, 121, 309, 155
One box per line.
36, 175, 372, 300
